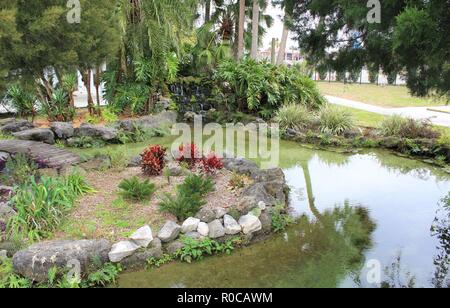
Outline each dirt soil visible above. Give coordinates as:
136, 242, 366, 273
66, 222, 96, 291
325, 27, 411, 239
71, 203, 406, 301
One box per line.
53, 168, 244, 242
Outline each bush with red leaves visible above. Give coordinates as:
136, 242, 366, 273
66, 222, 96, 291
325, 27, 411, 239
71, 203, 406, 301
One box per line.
202, 152, 224, 175
176, 143, 201, 167
141, 145, 167, 176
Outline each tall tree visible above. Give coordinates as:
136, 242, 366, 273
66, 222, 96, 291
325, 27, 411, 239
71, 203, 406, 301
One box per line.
274, 0, 294, 65
291, 0, 450, 99
237, 0, 246, 59
250, 0, 260, 58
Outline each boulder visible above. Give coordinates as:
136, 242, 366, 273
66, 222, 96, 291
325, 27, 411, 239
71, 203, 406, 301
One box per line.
197, 222, 209, 237
0, 151, 10, 162
0, 250, 7, 259
167, 161, 184, 176
1, 120, 34, 133
130, 225, 153, 248
184, 231, 204, 240
79, 155, 111, 171
223, 215, 241, 235
183, 111, 198, 122
222, 158, 259, 176
208, 219, 226, 239
259, 211, 273, 233
13, 128, 55, 144
0, 202, 16, 222
195, 208, 216, 223
181, 217, 200, 234
166, 240, 185, 255
238, 214, 262, 235
0, 118, 16, 126
258, 201, 267, 211
127, 155, 142, 167
50, 122, 74, 140
12, 239, 111, 282
119, 238, 163, 268
108, 241, 140, 263
118, 111, 177, 132
75, 124, 118, 141
214, 207, 227, 219
158, 221, 181, 243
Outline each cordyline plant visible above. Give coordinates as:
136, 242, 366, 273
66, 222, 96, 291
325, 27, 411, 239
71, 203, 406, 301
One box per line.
141, 145, 167, 176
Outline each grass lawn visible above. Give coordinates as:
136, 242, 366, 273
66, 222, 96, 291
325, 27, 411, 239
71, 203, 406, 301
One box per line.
316, 81, 449, 108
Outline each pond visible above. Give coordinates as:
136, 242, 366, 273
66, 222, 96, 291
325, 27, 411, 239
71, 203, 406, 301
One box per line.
117, 142, 450, 288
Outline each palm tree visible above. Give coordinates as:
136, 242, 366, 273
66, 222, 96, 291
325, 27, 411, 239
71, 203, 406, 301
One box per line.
250, 0, 260, 59
275, 0, 295, 65
237, 0, 246, 59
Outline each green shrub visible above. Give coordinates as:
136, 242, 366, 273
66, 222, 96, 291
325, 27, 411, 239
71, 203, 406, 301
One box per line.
176, 236, 236, 263
5, 85, 37, 121
178, 174, 215, 197
318, 105, 355, 135
276, 104, 314, 131
379, 116, 440, 139
41, 88, 76, 122
68, 136, 106, 149
0, 154, 38, 186
85, 263, 121, 288
270, 204, 293, 233
65, 173, 96, 196
0, 258, 32, 289
118, 176, 156, 202
158, 192, 205, 221
7, 175, 93, 242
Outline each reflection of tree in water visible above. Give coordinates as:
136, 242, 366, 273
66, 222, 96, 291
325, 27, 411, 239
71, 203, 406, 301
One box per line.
380, 253, 417, 288
431, 193, 450, 288
316, 151, 350, 168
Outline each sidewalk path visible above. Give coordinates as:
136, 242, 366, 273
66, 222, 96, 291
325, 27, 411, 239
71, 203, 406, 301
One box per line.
325, 95, 450, 128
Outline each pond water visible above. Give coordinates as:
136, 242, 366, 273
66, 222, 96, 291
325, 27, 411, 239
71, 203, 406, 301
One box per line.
118, 143, 450, 288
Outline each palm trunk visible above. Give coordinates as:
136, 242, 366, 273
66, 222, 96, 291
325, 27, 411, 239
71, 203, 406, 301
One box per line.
277, 21, 289, 65
82, 69, 95, 116
94, 66, 101, 107
250, 0, 260, 59
205, 0, 211, 23
237, 0, 245, 60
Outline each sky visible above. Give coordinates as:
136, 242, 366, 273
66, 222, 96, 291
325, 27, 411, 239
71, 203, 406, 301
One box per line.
262, 4, 297, 50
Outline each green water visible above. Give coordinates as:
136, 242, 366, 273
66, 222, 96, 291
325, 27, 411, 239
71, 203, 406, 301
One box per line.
86, 139, 449, 288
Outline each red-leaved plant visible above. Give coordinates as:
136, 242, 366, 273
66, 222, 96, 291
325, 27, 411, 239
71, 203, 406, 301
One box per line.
141, 145, 167, 176
175, 143, 201, 167
202, 152, 224, 175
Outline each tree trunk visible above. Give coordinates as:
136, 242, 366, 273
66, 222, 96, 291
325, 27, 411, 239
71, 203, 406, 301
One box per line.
94, 66, 101, 107
82, 69, 95, 116
205, 0, 211, 23
277, 21, 289, 65
237, 0, 245, 60
250, 0, 260, 59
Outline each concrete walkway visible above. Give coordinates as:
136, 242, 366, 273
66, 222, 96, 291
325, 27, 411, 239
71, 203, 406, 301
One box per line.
325, 95, 450, 128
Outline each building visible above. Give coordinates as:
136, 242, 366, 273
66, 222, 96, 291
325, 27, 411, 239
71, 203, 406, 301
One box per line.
258, 48, 303, 66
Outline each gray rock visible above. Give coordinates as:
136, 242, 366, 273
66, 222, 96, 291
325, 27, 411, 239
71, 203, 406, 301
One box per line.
158, 221, 181, 243
118, 111, 177, 132
208, 219, 226, 239
79, 155, 111, 171
13, 128, 55, 144
195, 208, 217, 223
1, 120, 34, 133
0, 118, 16, 126
197, 222, 209, 237
75, 124, 118, 141
119, 238, 163, 268
12, 239, 111, 282
181, 217, 200, 234
224, 215, 241, 235
214, 207, 227, 219
108, 241, 140, 263
0, 202, 16, 222
0, 250, 7, 259
259, 211, 273, 233
0, 151, 10, 162
183, 111, 198, 122
166, 240, 185, 255
156, 98, 171, 111
127, 155, 142, 167
184, 231, 204, 240
130, 225, 153, 248
50, 122, 74, 139
238, 214, 262, 235
222, 158, 259, 176
167, 161, 184, 176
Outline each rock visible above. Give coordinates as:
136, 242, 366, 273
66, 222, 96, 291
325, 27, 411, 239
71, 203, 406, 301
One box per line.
12, 239, 111, 282
130, 225, 153, 248
38, 168, 59, 178
167, 161, 184, 176
127, 155, 141, 167
222, 158, 259, 176
0, 151, 10, 162
0, 202, 16, 222
50, 122, 74, 140
223, 215, 241, 235
158, 221, 181, 243
259, 211, 272, 233
181, 217, 200, 234
214, 208, 227, 219
0, 118, 15, 126
183, 111, 198, 122
197, 222, 209, 237
250, 208, 262, 218
75, 124, 118, 142
184, 231, 204, 240
13, 128, 55, 144
79, 155, 111, 171
195, 208, 217, 223
1, 120, 34, 133
119, 238, 163, 268
0, 250, 7, 259
380, 137, 402, 149
238, 214, 262, 235
166, 240, 185, 255
208, 219, 226, 239
118, 111, 177, 132
258, 201, 267, 211
108, 241, 140, 263
156, 98, 171, 111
